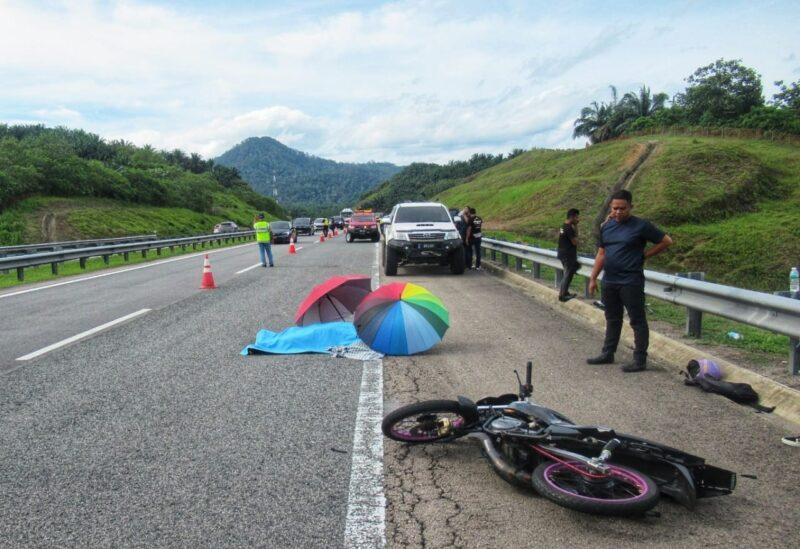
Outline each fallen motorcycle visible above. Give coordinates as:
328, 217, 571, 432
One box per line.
382, 362, 736, 516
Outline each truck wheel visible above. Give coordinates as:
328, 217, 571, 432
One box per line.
449, 248, 466, 274
346, 232, 353, 243
385, 246, 398, 276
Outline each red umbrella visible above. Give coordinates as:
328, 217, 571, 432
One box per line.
295, 275, 372, 326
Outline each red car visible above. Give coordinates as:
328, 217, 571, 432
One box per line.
346, 213, 380, 242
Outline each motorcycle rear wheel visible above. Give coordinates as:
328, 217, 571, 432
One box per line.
382, 400, 471, 444
531, 461, 659, 516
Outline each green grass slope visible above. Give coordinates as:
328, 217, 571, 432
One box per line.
0, 195, 280, 245
436, 136, 800, 290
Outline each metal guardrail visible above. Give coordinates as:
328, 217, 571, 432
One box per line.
0, 235, 158, 257
0, 231, 255, 281
481, 238, 800, 374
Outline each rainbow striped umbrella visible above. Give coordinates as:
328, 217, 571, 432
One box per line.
354, 282, 449, 355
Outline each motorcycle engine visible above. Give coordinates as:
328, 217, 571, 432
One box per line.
487, 416, 526, 432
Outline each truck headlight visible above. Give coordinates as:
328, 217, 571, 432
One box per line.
444, 231, 460, 240
393, 232, 410, 241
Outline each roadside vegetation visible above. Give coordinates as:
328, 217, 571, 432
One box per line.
0, 124, 286, 245
573, 59, 800, 143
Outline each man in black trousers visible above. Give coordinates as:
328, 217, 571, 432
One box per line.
557, 208, 580, 302
587, 190, 673, 372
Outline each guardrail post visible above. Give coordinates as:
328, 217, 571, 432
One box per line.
17, 267, 24, 281
103, 255, 109, 265
141, 250, 147, 258
554, 267, 564, 289
532, 262, 541, 279
79, 258, 87, 269
156, 248, 162, 256
51, 262, 58, 275
501, 252, 508, 267
584, 277, 592, 298
490, 249, 496, 261
123, 252, 129, 261
774, 290, 800, 375
678, 272, 705, 337
192, 243, 197, 250
515, 257, 522, 271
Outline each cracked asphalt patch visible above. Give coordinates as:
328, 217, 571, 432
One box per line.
382, 266, 799, 548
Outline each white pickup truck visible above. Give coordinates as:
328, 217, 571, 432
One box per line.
381, 202, 465, 276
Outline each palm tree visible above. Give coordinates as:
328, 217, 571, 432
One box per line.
573, 86, 625, 143
621, 86, 668, 119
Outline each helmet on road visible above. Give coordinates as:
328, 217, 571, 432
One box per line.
686, 358, 722, 381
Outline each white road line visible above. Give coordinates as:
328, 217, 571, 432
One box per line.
295, 246, 303, 251
0, 242, 252, 301
16, 308, 151, 361
235, 263, 262, 275
343, 243, 385, 548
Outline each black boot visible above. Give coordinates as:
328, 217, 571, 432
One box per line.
621, 361, 646, 372
586, 353, 614, 365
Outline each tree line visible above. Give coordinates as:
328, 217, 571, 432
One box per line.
574, 59, 800, 144
356, 151, 523, 212
0, 124, 286, 218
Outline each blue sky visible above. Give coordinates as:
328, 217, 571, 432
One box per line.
1, 0, 798, 164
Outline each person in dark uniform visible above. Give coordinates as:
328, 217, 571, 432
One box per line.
465, 207, 483, 270
557, 208, 580, 302
587, 190, 673, 372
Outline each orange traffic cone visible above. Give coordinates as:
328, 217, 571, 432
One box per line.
333, 228, 338, 236
319, 233, 325, 243
288, 235, 297, 254
200, 254, 216, 289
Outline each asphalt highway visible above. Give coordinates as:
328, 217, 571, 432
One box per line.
381, 265, 799, 548
2, 233, 798, 548
0, 234, 376, 547
0, 236, 319, 371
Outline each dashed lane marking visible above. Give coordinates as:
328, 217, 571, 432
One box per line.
15, 308, 151, 362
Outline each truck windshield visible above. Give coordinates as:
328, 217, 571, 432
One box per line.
395, 206, 451, 223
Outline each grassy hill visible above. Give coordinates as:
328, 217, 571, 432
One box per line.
435, 135, 800, 291
0, 195, 281, 245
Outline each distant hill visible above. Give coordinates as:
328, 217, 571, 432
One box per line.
215, 137, 401, 212
435, 135, 800, 291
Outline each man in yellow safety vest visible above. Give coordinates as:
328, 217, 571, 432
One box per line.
253, 213, 274, 267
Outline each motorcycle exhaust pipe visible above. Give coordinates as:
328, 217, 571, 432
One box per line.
467, 433, 531, 487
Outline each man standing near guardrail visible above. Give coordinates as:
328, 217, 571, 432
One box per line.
587, 190, 673, 372
253, 213, 274, 268
557, 208, 580, 302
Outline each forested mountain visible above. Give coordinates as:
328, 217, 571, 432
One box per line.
356, 151, 521, 211
215, 137, 401, 213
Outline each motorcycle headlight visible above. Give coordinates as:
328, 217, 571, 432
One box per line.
444, 231, 460, 240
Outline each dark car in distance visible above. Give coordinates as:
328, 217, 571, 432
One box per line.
270, 221, 295, 244
332, 216, 345, 229
292, 217, 314, 236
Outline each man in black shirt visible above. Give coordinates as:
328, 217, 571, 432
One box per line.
466, 207, 483, 269
557, 208, 580, 302
587, 190, 673, 372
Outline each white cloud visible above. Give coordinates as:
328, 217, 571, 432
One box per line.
1, 0, 798, 165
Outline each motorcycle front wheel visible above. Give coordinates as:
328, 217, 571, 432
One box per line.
382, 400, 472, 444
531, 461, 659, 516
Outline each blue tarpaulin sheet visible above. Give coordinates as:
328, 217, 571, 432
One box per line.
241, 321, 360, 355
